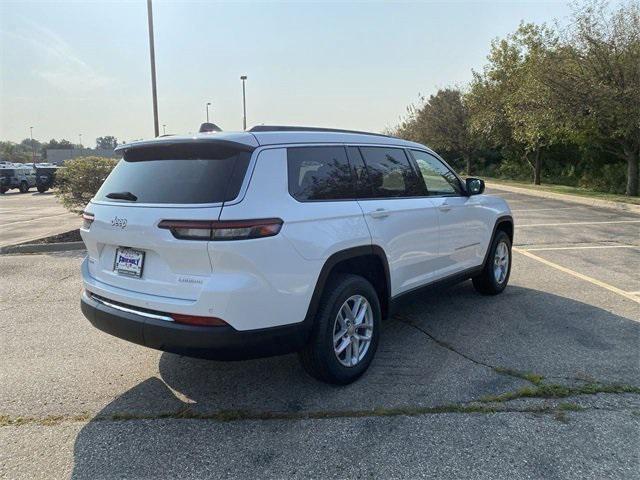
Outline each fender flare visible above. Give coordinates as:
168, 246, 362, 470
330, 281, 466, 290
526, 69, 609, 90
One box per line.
481, 215, 514, 269
303, 245, 391, 327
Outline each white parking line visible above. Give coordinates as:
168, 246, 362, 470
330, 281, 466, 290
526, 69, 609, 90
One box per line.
514, 248, 640, 304
521, 245, 640, 252
517, 220, 640, 228
511, 207, 578, 212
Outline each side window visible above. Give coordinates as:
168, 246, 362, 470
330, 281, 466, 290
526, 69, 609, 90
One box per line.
359, 147, 424, 198
410, 150, 462, 196
287, 146, 354, 201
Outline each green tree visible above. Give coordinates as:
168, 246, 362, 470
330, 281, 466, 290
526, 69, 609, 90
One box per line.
392, 88, 479, 174
0, 141, 30, 163
96, 136, 118, 150
55, 156, 118, 211
468, 23, 565, 185
541, 1, 640, 196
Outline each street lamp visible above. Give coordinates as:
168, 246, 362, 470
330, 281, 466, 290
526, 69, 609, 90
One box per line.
240, 75, 247, 130
147, 0, 160, 137
206, 102, 212, 123
30, 127, 35, 163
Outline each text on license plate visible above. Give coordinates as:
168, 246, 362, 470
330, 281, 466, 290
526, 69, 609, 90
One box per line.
114, 248, 145, 278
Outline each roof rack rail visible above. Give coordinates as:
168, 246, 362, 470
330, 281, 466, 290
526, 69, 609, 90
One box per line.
248, 125, 396, 138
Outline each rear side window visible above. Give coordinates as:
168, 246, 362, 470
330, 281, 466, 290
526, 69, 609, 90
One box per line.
359, 147, 424, 198
287, 146, 354, 201
94, 143, 251, 204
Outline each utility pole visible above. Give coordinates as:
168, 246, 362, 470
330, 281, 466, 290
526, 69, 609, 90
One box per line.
29, 127, 35, 164
163, 124, 166, 135
147, 0, 160, 137
206, 102, 211, 123
240, 75, 247, 130
78, 133, 82, 148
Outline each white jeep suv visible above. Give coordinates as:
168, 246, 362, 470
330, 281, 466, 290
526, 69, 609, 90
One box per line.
80, 126, 513, 384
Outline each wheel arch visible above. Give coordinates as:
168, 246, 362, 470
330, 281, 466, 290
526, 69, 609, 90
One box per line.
482, 215, 514, 268
304, 245, 391, 325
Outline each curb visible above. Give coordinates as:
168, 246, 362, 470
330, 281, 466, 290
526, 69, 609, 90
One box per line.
0, 241, 86, 255
486, 182, 640, 214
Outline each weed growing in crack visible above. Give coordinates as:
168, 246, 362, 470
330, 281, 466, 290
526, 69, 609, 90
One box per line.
493, 367, 544, 385
480, 383, 640, 403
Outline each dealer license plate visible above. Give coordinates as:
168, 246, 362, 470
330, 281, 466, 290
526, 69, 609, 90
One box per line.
114, 247, 145, 278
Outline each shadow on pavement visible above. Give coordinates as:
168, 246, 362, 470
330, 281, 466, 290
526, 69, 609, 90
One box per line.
71, 283, 639, 478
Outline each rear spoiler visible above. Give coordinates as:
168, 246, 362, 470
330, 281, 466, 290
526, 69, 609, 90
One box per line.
115, 138, 256, 161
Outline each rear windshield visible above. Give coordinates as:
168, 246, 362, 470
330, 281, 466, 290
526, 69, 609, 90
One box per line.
94, 143, 252, 204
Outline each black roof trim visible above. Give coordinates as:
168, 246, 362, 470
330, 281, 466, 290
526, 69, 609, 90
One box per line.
248, 125, 398, 139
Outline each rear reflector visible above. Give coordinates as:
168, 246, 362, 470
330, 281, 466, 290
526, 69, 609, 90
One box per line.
171, 313, 228, 327
158, 218, 283, 241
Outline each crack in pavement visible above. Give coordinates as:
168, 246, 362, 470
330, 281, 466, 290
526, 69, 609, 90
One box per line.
0, 273, 76, 307
2, 402, 638, 428
392, 315, 546, 383
392, 316, 607, 385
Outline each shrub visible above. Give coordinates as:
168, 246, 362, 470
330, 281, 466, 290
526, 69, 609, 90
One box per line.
579, 162, 627, 194
495, 156, 531, 181
55, 156, 118, 211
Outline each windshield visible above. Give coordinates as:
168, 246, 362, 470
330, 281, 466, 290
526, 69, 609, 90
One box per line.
93, 144, 251, 204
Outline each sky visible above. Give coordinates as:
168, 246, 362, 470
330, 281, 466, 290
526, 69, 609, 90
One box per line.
1, 0, 579, 146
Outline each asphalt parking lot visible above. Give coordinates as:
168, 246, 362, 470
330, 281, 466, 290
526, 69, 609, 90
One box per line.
0, 190, 78, 248
1, 187, 639, 479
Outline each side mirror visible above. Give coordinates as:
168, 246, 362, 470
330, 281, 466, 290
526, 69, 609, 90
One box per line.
465, 177, 485, 195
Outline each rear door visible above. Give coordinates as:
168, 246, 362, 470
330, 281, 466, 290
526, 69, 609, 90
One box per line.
351, 146, 440, 296
82, 142, 252, 301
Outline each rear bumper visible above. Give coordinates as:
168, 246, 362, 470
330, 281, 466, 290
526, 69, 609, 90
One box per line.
81, 291, 311, 360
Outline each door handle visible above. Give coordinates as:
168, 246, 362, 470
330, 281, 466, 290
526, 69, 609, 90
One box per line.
370, 208, 390, 219
439, 201, 451, 212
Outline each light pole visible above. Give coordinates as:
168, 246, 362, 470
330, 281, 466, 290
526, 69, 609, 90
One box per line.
206, 102, 212, 123
147, 0, 160, 137
30, 127, 35, 164
29, 127, 36, 165
163, 124, 166, 135
240, 75, 247, 130
78, 133, 82, 149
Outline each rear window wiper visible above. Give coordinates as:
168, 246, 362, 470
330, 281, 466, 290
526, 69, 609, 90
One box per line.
106, 191, 138, 201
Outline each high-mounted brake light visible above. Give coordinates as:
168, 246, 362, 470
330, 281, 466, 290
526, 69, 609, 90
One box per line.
171, 313, 228, 327
82, 212, 95, 230
158, 218, 283, 241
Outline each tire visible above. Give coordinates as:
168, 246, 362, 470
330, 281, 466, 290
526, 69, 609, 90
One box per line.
19, 181, 29, 193
37, 186, 48, 193
299, 274, 381, 385
472, 230, 512, 295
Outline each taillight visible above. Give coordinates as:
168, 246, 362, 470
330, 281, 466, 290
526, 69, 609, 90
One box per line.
171, 313, 228, 326
158, 218, 283, 241
82, 212, 95, 230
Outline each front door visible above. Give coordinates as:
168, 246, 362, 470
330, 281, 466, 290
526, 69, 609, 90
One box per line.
409, 149, 486, 277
